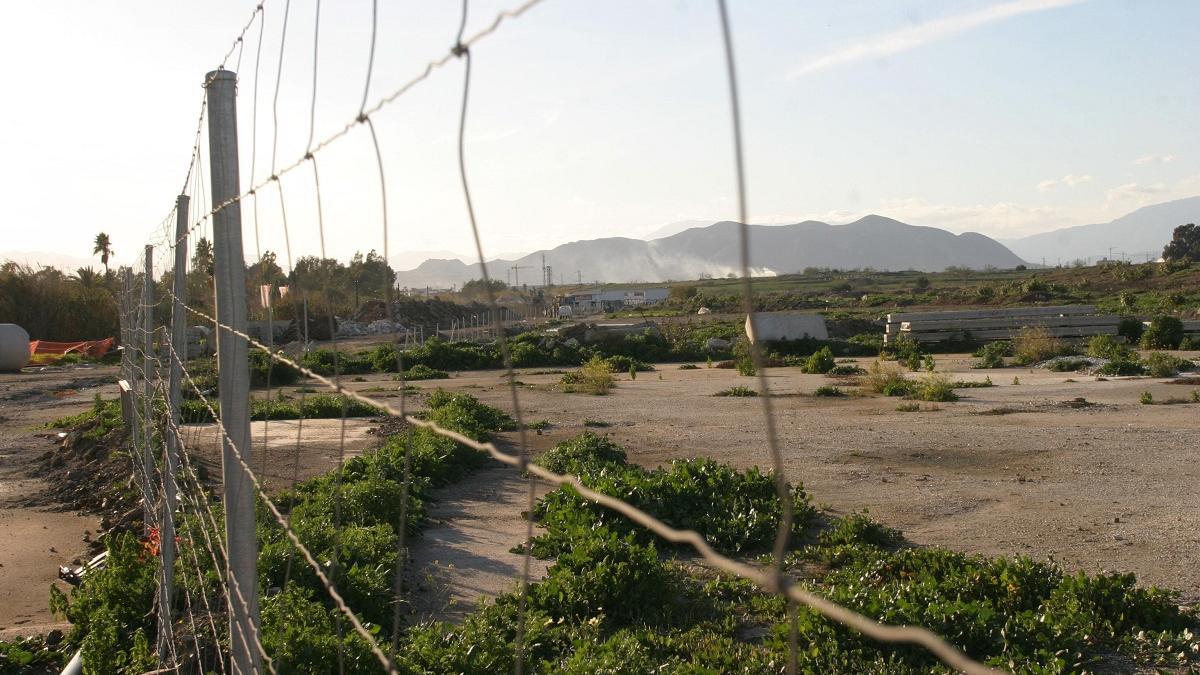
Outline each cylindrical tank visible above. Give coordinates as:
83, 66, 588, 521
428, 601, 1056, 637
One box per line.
0, 324, 31, 371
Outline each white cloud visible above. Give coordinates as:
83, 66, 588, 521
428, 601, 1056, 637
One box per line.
760, 198, 1079, 239
1133, 153, 1176, 166
1036, 173, 1093, 191
786, 0, 1087, 79
1105, 182, 1167, 208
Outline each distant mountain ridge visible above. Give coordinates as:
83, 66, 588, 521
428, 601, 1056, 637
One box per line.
1004, 196, 1200, 264
393, 215, 1028, 288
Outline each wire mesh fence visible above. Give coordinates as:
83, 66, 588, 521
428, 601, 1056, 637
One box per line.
111, 1, 1000, 673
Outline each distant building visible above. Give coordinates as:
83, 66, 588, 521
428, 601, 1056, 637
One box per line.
561, 288, 669, 314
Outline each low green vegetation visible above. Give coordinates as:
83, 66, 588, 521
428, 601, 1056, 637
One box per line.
714, 386, 758, 397
179, 393, 384, 423
399, 363, 449, 380
812, 385, 845, 397
800, 346, 836, 374
46, 395, 123, 441
49, 390, 518, 673
560, 356, 616, 395
1142, 315, 1185, 349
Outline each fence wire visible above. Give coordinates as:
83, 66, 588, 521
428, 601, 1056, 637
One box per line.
107, 1, 1007, 674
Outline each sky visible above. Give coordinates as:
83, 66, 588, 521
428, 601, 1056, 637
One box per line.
1, 0, 1197, 272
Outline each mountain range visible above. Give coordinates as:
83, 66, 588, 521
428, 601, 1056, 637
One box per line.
1002, 197, 1200, 264
393, 215, 1027, 288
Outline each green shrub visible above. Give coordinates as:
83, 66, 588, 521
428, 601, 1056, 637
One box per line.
813, 385, 845, 397
1142, 316, 1185, 349
678, 363, 698, 370
1118, 317, 1145, 343
972, 341, 1011, 369
581, 418, 611, 428
531, 529, 680, 627
800, 346, 836, 374
299, 347, 374, 376
1087, 334, 1133, 360
730, 339, 757, 376
826, 364, 865, 376
248, 348, 303, 387
863, 360, 909, 396
401, 363, 449, 380
426, 390, 516, 441
1145, 352, 1193, 378
1140, 391, 1154, 405
714, 386, 758, 397
538, 432, 627, 474
1013, 326, 1071, 365
819, 512, 902, 548
532, 436, 813, 556
1098, 358, 1146, 376
912, 374, 960, 402
561, 356, 617, 395
603, 354, 653, 373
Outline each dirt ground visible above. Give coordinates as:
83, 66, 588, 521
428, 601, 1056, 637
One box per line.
5, 350, 1199, 637
372, 353, 1200, 607
0, 366, 115, 636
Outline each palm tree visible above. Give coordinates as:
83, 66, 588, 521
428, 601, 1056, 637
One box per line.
93, 232, 113, 275
72, 266, 103, 288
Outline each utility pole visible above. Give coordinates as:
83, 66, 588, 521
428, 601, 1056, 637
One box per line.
160, 195, 188, 663
205, 68, 260, 675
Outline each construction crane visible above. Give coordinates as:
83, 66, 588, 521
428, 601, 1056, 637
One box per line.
510, 263, 533, 287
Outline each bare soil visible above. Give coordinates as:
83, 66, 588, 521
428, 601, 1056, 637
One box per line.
380, 353, 1200, 606
5, 351, 1199, 637
0, 366, 115, 633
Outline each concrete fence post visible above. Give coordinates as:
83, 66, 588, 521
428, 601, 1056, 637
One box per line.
205, 68, 261, 675
141, 247, 156, 537
159, 194, 189, 663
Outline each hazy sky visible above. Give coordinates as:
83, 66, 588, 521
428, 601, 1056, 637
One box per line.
2, 0, 1197, 272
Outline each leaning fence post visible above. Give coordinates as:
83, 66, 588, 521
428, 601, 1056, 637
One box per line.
159, 195, 189, 663
205, 67, 261, 675
141, 247, 156, 537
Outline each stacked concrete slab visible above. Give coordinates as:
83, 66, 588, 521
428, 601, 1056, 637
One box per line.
884, 305, 1120, 344
1183, 320, 1200, 342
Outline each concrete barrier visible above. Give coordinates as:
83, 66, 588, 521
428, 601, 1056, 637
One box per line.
884, 305, 1119, 344
746, 312, 828, 343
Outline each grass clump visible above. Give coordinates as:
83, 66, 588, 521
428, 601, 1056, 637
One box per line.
677, 363, 699, 370
813, 385, 845, 397
582, 418, 611, 428
1140, 391, 1154, 405
561, 356, 616, 395
1012, 326, 1073, 365
910, 374, 960, 402
47, 395, 123, 440
714, 385, 758, 397
863, 360, 910, 396
1145, 351, 1194, 378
